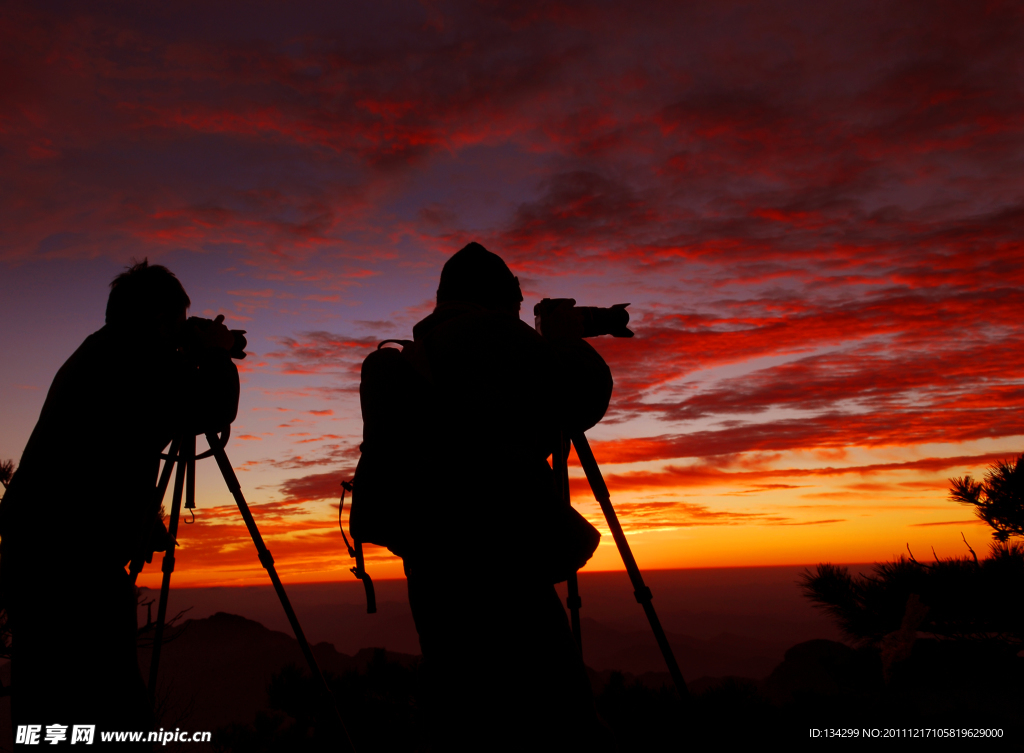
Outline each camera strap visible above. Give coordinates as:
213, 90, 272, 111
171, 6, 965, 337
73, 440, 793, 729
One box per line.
339, 479, 376, 614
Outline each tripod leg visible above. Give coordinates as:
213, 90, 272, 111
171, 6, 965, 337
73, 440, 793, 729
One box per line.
206, 433, 356, 753
571, 432, 689, 699
557, 432, 583, 649
566, 574, 582, 650
149, 433, 192, 701
130, 437, 181, 584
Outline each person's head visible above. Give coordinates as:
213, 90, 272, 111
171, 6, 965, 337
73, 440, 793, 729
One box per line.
106, 259, 190, 340
436, 242, 523, 314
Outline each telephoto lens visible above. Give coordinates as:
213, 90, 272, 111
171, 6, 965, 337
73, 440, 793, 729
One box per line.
534, 298, 633, 338
577, 303, 632, 338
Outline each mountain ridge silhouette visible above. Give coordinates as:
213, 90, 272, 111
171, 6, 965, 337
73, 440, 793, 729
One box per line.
136, 612, 419, 732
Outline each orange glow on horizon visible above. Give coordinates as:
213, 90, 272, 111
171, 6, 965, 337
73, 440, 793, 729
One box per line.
134, 438, 1013, 589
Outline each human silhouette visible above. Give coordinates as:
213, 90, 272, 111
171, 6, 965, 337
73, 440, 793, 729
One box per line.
0, 261, 239, 746
398, 242, 612, 750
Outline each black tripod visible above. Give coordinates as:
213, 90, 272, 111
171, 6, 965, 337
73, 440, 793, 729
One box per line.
129, 429, 356, 753
553, 430, 689, 698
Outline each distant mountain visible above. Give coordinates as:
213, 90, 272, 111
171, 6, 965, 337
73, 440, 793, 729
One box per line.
137, 608, 806, 737
138, 612, 417, 732
139, 565, 843, 680
576, 617, 781, 679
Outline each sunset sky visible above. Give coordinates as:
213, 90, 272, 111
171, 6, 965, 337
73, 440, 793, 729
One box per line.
2, 0, 1022, 588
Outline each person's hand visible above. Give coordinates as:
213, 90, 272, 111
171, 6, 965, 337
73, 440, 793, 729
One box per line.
537, 298, 585, 340
145, 518, 175, 563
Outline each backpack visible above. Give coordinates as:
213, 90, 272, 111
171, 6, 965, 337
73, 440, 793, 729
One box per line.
341, 340, 433, 589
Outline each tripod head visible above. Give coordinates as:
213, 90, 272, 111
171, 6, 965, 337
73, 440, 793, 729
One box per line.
158, 427, 231, 462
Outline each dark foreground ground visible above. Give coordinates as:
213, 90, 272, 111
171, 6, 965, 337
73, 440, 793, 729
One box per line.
1, 567, 1021, 749
132, 612, 1023, 751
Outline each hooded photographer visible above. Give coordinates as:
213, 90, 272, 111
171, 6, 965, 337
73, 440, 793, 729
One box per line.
398, 242, 612, 750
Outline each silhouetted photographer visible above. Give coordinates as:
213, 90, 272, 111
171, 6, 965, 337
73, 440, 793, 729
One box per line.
356, 242, 614, 750
0, 261, 241, 745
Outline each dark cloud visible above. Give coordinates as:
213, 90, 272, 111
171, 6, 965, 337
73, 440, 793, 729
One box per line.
573, 451, 1019, 496
595, 408, 1023, 465
651, 333, 1024, 423
580, 497, 846, 531
5, 0, 1021, 272
910, 520, 981, 528
279, 470, 355, 503
499, 171, 660, 266
265, 331, 377, 376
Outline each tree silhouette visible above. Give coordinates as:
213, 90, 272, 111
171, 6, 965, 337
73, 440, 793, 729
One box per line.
801, 545, 1024, 646
949, 454, 1024, 543
0, 458, 14, 490
802, 457, 1024, 657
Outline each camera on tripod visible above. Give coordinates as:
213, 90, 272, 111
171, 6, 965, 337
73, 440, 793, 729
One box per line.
534, 298, 634, 339
181, 316, 248, 359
